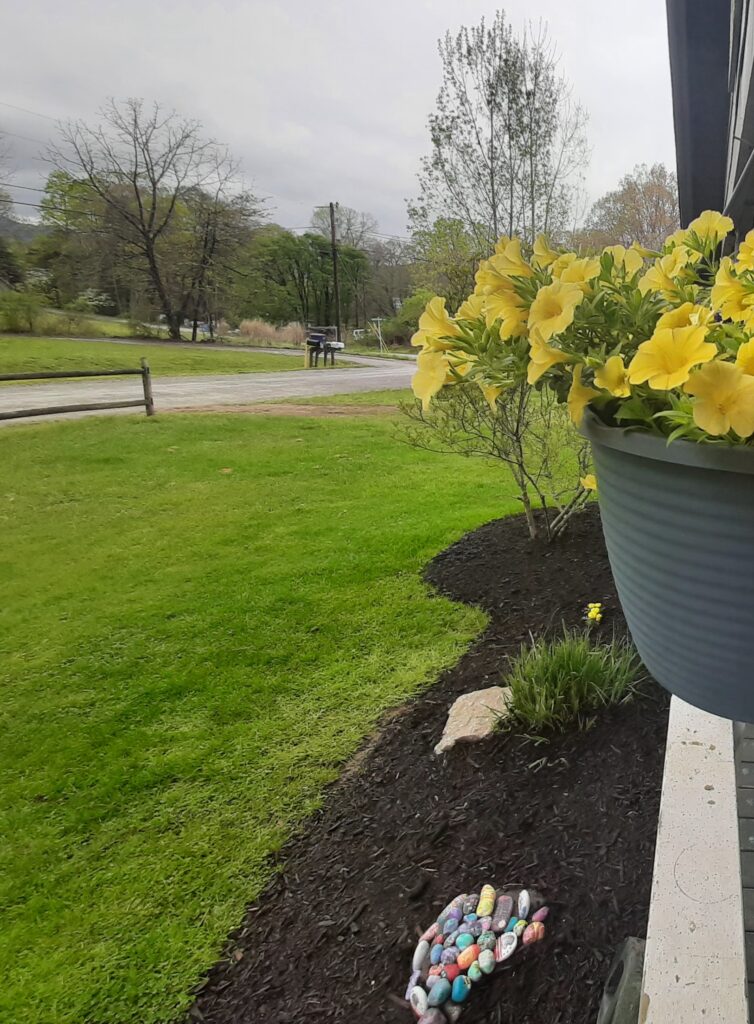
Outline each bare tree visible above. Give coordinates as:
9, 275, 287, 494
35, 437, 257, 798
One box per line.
310, 205, 378, 248
581, 163, 679, 251
50, 98, 261, 338
409, 14, 589, 253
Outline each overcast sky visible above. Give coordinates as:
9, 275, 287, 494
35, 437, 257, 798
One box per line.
1, 0, 676, 237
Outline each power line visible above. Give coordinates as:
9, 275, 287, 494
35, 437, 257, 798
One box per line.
0, 128, 49, 146
0, 100, 59, 122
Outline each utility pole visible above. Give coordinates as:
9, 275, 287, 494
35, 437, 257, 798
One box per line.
329, 201, 342, 347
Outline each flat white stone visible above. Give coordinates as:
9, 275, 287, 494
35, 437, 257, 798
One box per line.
434, 686, 512, 755
640, 697, 747, 1023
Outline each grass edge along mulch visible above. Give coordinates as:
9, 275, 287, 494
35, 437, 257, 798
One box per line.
189, 506, 670, 1024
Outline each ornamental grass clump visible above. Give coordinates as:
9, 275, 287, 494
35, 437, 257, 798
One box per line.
505, 630, 644, 733
411, 210, 754, 444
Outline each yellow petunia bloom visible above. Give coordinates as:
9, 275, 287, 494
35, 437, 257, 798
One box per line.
455, 292, 486, 321
684, 360, 754, 437
710, 257, 754, 323
492, 237, 534, 278
603, 244, 644, 277
527, 331, 571, 384
411, 348, 449, 410
664, 228, 688, 249
687, 209, 734, 247
567, 365, 600, 426
638, 249, 690, 300
580, 474, 597, 491
736, 229, 754, 273
527, 280, 583, 342
484, 288, 528, 336
735, 339, 754, 375
627, 325, 716, 390
532, 234, 559, 268
595, 355, 631, 397
411, 296, 462, 350
480, 382, 505, 411
557, 256, 601, 291
475, 255, 517, 295
655, 301, 714, 331
550, 252, 577, 277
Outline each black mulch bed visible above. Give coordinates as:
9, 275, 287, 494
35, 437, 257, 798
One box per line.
188, 507, 670, 1024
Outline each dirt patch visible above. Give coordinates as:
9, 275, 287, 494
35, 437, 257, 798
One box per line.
172, 403, 400, 417
188, 507, 669, 1024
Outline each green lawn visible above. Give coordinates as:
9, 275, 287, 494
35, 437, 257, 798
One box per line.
0, 336, 309, 378
0, 412, 518, 1024
279, 387, 412, 406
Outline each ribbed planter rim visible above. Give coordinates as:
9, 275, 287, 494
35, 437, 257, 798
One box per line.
580, 408, 754, 477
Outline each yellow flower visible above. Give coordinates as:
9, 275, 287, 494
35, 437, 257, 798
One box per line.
735, 339, 754, 375
456, 292, 486, 321
603, 244, 644, 277
638, 249, 690, 300
475, 256, 517, 294
480, 382, 505, 410
655, 301, 714, 331
411, 348, 449, 410
532, 234, 559, 268
736, 229, 754, 272
664, 228, 688, 249
527, 280, 583, 342
627, 325, 716, 390
687, 209, 734, 247
595, 355, 630, 397
410, 297, 462, 350
684, 360, 754, 437
492, 237, 534, 278
567, 364, 600, 426
556, 255, 601, 291
550, 252, 577, 277
527, 331, 571, 384
484, 289, 528, 336
711, 257, 754, 323
580, 474, 597, 491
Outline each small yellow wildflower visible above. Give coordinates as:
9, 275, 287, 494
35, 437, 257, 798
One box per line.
580, 474, 597, 491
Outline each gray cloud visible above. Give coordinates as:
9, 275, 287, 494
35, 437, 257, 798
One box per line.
2, 0, 676, 236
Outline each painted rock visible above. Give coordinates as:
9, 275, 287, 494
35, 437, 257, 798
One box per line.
532, 906, 549, 923
457, 922, 472, 935
438, 894, 466, 927
491, 894, 514, 933
479, 948, 495, 974
504, 916, 519, 933
467, 960, 483, 983
447, 906, 463, 922
428, 965, 443, 978
427, 978, 451, 1007
443, 930, 459, 949
405, 970, 421, 999
523, 921, 545, 945
494, 932, 518, 962
425, 974, 440, 991
441, 963, 460, 983
443, 917, 459, 936
412, 940, 431, 973
441, 947, 459, 965
476, 884, 496, 918
513, 919, 527, 938
418, 1008, 448, 1024
463, 913, 478, 923
451, 975, 473, 1003
445, 1005, 463, 1024
421, 922, 440, 944
430, 942, 444, 966
409, 986, 429, 1017
479, 916, 493, 932
462, 893, 480, 916
457, 943, 481, 970
518, 889, 531, 920
477, 931, 496, 952
469, 920, 483, 937
456, 932, 474, 951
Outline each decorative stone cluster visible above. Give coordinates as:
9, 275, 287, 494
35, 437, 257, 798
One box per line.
406, 885, 548, 1022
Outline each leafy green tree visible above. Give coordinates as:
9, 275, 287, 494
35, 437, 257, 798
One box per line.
409, 218, 481, 310
0, 235, 23, 287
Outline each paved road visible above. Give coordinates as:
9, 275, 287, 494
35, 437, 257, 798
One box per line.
0, 362, 416, 425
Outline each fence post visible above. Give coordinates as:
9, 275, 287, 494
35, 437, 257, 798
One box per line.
140, 358, 155, 416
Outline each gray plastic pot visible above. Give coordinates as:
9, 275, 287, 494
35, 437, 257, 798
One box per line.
582, 410, 754, 722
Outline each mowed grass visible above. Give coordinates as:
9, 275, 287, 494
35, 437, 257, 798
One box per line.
0, 336, 308, 378
279, 387, 412, 406
0, 412, 518, 1024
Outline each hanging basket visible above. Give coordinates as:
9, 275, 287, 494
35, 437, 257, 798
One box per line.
582, 409, 754, 722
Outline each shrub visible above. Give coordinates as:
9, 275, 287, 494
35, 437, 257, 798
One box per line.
505, 629, 644, 733
280, 321, 305, 346
239, 318, 306, 347
0, 290, 43, 333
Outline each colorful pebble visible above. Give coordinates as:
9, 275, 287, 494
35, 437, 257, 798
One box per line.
428, 965, 443, 977
532, 906, 549, 923
440, 947, 458, 965
463, 913, 478, 923
518, 889, 531, 920
409, 986, 429, 1017
443, 917, 458, 936
477, 931, 496, 952
494, 932, 518, 962
427, 978, 451, 1007
456, 932, 474, 951
457, 943, 481, 970
430, 942, 444, 966
479, 916, 493, 932
412, 940, 431, 972
478, 948, 495, 974
405, 970, 421, 1000
491, 894, 514, 933
451, 975, 473, 1003
523, 921, 546, 945
426, 974, 440, 990
443, 930, 459, 949
462, 894, 480, 916
513, 919, 527, 938
467, 960, 483, 983
505, 916, 519, 933
469, 920, 483, 937
476, 884, 496, 918
441, 964, 460, 983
